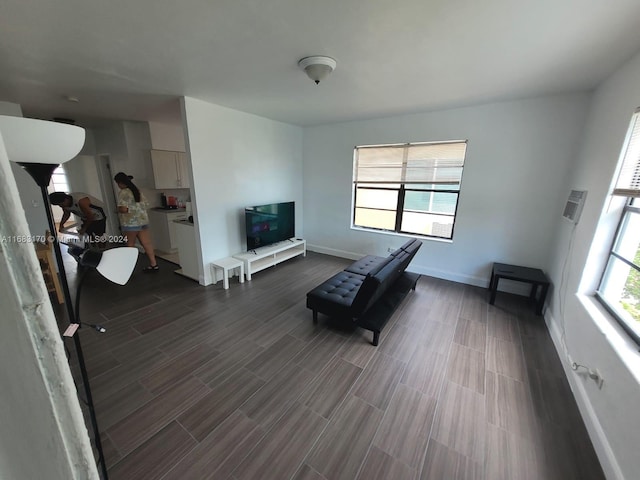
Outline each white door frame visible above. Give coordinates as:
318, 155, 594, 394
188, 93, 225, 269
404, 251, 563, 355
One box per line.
95, 154, 120, 237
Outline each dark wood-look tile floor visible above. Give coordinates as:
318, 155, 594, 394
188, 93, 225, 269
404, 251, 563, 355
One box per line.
56, 251, 605, 480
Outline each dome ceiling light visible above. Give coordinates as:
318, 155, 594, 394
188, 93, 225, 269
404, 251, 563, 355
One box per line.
298, 56, 337, 85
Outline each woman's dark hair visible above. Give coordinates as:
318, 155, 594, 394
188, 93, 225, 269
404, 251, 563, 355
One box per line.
49, 192, 71, 206
114, 172, 141, 202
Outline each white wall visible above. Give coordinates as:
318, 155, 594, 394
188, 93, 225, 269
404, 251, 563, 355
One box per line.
64, 155, 103, 201
9, 162, 50, 237
544, 49, 640, 480
93, 121, 153, 189
182, 97, 303, 285
302, 94, 590, 287
92, 120, 158, 225
149, 121, 186, 151
123, 121, 154, 188
78, 128, 96, 156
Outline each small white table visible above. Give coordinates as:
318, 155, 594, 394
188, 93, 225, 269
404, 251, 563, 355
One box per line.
210, 257, 245, 290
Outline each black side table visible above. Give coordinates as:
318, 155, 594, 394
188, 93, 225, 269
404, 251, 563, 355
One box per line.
489, 262, 550, 315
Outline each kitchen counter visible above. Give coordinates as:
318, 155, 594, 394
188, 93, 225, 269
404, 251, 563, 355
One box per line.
173, 219, 194, 226
148, 209, 188, 253
151, 207, 187, 213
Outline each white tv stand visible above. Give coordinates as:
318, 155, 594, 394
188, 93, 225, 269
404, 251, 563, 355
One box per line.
233, 238, 306, 281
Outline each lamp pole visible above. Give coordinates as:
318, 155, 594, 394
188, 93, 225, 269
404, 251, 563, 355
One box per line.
23, 163, 109, 479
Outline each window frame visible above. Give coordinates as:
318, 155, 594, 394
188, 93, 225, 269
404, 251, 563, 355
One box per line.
48, 165, 69, 193
596, 108, 640, 346
596, 198, 640, 346
351, 141, 467, 240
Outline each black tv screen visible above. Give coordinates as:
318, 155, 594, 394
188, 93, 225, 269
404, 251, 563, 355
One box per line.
245, 201, 295, 250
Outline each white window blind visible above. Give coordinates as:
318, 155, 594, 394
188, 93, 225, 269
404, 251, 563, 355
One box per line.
613, 109, 640, 197
354, 141, 467, 185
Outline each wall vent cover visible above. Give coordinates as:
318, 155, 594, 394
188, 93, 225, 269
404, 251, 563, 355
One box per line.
563, 190, 587, 224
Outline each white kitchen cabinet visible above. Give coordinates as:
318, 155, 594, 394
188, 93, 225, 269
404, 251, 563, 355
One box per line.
174, 220, 199, 281
151, 149, 190, 189
148, 209, 187, 253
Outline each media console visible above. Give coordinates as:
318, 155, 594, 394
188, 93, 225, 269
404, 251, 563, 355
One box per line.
233, 238, 306, 280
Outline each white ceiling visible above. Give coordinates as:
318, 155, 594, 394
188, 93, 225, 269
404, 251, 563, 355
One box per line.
2, 0, 640, 128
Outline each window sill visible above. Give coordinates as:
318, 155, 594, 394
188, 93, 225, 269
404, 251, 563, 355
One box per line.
350, 226, 453, 244
577, 294, 640, 384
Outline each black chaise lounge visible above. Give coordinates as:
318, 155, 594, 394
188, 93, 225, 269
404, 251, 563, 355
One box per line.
306, 239, 422, 345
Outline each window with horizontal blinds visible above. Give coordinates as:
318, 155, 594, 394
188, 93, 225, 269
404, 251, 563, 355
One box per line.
613, 109, 640, 197
352, 141, 468, 240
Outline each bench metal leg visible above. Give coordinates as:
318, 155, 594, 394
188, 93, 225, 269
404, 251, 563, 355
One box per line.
536, 283, 549, 315
489, 275, 500, 305
372, 331, 380, 346
312, 310, 318, 324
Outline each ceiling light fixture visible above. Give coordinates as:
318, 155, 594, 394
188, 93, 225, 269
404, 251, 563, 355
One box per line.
298, 56, 337, 85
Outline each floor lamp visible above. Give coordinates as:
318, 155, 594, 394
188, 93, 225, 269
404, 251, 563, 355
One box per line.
0, 115, 137, 479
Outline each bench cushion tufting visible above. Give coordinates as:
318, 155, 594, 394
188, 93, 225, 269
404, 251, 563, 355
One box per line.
344, 255, 386, 275
306, 271, 366, 318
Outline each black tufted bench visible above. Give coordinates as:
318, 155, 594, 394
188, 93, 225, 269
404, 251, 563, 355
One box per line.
306, 239, 421, 345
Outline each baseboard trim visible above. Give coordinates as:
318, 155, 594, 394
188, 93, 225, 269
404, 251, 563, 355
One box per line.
306, 244, 369, 261
545, 311, 623, 480
306, 244, 488, 287
408, 264, 487, 288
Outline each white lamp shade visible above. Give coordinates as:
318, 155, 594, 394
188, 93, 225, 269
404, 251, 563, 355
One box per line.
0, 115, 85, 164
96, 247, 138, 285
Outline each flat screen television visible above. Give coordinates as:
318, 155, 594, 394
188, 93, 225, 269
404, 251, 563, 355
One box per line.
245, 201, 295, 250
